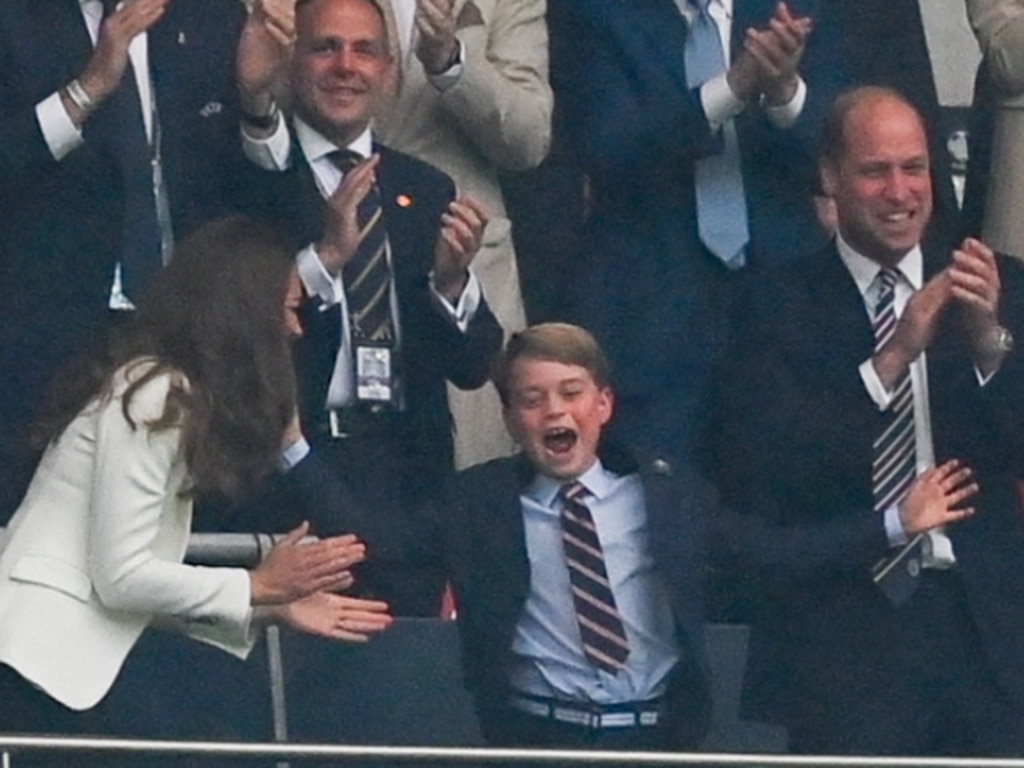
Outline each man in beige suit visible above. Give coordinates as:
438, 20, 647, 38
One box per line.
967, 0, 1024, 261
238, 0, 553, 468
375, 0, 552, 469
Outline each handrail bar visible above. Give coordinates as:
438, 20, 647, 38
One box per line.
3, 737, 1024, 767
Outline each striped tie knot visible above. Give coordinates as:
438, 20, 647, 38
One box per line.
560, 481, 588, 505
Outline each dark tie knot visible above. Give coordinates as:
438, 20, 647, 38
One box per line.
327, 149, 363, 174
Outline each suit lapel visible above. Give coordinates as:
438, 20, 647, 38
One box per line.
622, 0, 691, 94
42, 0, 94, 85
376, 145, 435, 286
792, 243, 876, 376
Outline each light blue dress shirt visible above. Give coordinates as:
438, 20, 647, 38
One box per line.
507, 460, 681, 703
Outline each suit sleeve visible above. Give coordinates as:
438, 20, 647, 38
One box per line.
400, 168, 504, 390
968, 255, 1024, 474
88, 369, 255, 657
967, 0, 1024, 96
546, 0, 714, 179
0, 39, 64, 182
285, 448, 441, 565
435, 0, 553, 170
709, 272, 894, 590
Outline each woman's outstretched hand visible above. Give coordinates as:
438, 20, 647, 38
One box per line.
249, 521, 366, 605
275, 592, 393, 642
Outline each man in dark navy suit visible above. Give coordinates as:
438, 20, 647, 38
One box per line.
545, 0, 824, 463
0, 0, 256, 521
239, 0, 503, 616
715, 86, 1024, 755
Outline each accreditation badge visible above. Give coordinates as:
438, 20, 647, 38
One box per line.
355, 343, 393, 403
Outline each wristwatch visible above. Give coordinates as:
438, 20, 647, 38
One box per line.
981, 325, 1015, 357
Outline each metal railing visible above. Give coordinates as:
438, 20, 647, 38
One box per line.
3, 736, 1024, 767
2, 532, 1022, 767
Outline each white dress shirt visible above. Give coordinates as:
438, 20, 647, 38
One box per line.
839, 235, 956, 566
507, 460, 681, 704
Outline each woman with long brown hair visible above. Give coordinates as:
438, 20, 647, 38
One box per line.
0, 216, 391, 746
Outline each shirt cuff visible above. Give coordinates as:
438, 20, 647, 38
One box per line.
280, 436, 311, 471
297, 244, 344, 307
701, 73, 746, 131
241, 114, 291, 170
859, 358, 894, 410
883, 505, 909, 547
427, 39, 465, 92
37, 90, 84, 161
975, 362, 1000, 386
762, 77, 806, 129
429, 270, 481, 332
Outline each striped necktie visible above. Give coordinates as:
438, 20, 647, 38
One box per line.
327, 150, 395, 344
559, 482, 630, 674
872, 268, 917, 513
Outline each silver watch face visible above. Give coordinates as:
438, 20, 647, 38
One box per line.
998, 327, 1015, 353
988, 326, 1015, 354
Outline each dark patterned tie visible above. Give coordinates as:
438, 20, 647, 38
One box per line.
872, 268, 916, 512
93, 0, 163, 300
327, 150, 394, 343
559, 482, 630, 674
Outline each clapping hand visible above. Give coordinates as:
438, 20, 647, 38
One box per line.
249, 521, 366, 605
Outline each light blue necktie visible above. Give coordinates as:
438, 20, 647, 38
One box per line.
684, 0, 749, 269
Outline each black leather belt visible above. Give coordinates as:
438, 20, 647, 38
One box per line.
325, 403, 395, 439
510, 693, 665, 730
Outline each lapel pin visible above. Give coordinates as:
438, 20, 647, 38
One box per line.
199, 101, 223, 118
177, 31, 187, 45
396, 194, 413, 208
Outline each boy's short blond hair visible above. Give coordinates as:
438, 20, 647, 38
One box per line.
492, 323, 611, 406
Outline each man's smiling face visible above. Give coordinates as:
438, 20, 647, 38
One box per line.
502, 357, 613, 481
821, 93, 933, 268
290, 0, 393, 148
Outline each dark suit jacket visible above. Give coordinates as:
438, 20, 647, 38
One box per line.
288, 443, 714, 749
0, 0, 249, 520
545, 0, 837, 461
713, 241, 1024, 732
241, 139, 503, 615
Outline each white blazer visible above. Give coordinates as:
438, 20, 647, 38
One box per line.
0, 361, 255, 711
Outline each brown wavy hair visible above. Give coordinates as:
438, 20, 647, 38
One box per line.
35, 216, 297, 500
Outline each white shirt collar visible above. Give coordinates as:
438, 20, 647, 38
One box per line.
835, 232, 924, 298
526, 459, 617, 510
294, 117, 374, 166
676, 0, 733, 24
